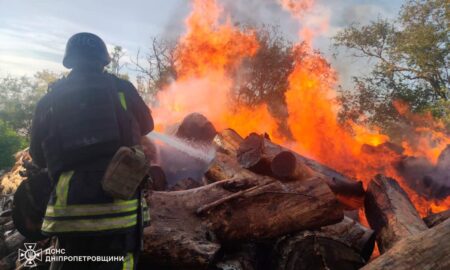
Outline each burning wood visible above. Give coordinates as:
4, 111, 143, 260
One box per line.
0, 123, 449, 270
236, 132, 365, 209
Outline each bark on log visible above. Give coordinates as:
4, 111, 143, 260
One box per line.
201, 176, 342, 241
362, 218, 450, 270
423, 209, 450, 228
205, 152, 256, 184
236, 133, 365, 209
143, 174, 342, 268
271, 231, 366, 270
320, 216, 375, 261
364, 174, 427, 253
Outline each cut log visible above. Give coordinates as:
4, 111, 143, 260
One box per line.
271, 151, 314, 181
362, 218, 450, 270
423, 209, 450, 228
214, 128, 244, 156
175, 113, 217, 143
320, 216, 375, 261
143, 173, 342, 268
237, 133, 314, 181
237, 133, 273, 175
205, 152, 256, 184
236, 133, 365, 209
364, 174, 427, 253
271, 231, 366, 270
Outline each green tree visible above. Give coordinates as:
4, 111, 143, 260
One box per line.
0, 70, 60, 136
334, 0, 449, 130
231, 25, 301, 137
0, 119, 26, 170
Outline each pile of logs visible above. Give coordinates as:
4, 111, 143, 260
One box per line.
0, 118, 449, 269
141, 128, 450, 270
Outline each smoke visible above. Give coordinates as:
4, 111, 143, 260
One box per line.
219, 0, 298, 40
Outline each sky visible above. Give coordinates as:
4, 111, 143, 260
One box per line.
0, 0, 404, 87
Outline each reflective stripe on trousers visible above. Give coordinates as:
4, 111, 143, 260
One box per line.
42, 171, 139, 234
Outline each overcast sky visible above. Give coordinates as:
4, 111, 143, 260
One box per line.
0, 0, 403, 86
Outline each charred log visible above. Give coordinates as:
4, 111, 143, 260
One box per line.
271, 231, 365, 270
362, 218, 450, 270
423, 209, 450, 228
364, 174, 427, 253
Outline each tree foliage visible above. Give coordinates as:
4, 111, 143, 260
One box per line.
0, 119, 26, 170
232, 26, 296, 107
334, 0, 449, 130
0, 70, 60, 136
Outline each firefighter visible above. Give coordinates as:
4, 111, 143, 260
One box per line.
30, 32, 153, 270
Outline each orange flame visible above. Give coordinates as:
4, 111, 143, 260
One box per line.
153, 0, 450, 216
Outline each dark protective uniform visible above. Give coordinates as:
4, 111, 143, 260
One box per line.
30, 68, 153, 270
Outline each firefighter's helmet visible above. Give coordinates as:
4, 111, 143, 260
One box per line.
62, 32, 111, 68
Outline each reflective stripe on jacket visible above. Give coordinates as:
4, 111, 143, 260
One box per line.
42, 175, 150, 234
41, 171, 146, 234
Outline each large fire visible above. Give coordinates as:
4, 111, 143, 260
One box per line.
153, 0, 450, 216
